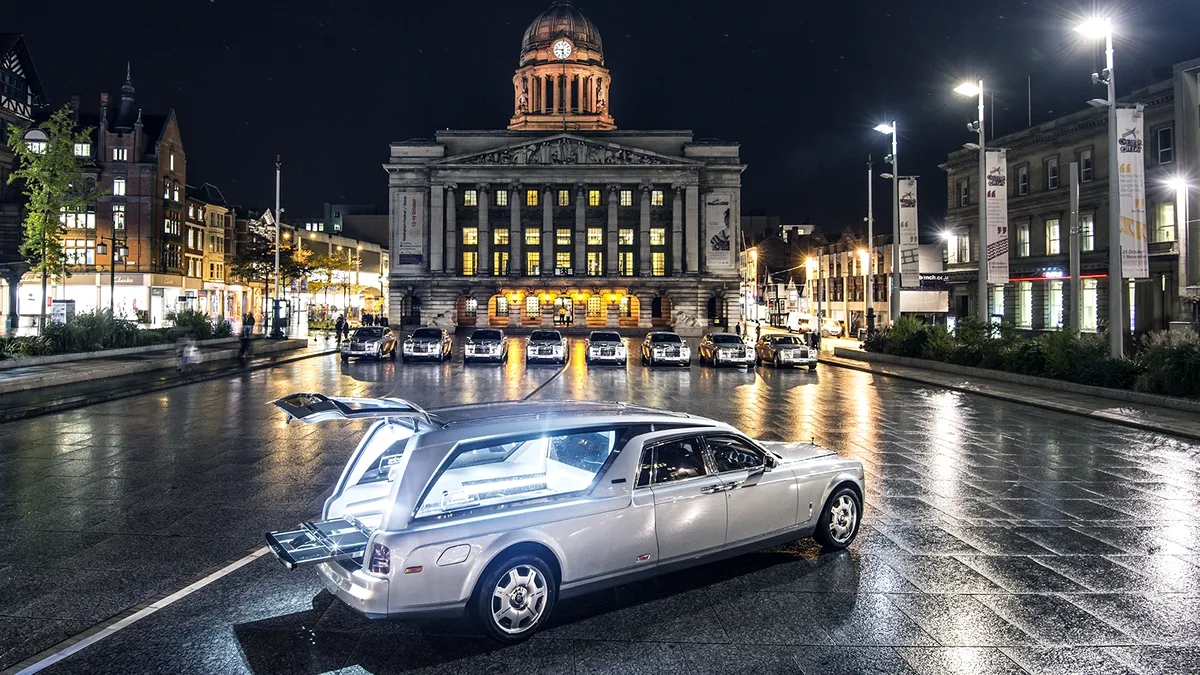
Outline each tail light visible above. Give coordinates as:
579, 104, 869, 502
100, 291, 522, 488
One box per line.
368, 542, 391, 575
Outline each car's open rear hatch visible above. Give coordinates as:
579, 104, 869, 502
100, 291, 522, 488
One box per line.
265, 515, 374, 570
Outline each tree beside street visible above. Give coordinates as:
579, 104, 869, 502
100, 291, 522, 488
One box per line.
5, 106, 102, 331
227, 229, 311, 324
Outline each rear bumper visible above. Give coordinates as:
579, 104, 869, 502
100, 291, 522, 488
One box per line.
316, 560, 391, 618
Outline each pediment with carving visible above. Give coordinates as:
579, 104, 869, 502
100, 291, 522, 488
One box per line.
436, 135, 697, 167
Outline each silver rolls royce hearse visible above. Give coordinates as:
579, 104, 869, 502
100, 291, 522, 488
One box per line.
265, 394, 864, 643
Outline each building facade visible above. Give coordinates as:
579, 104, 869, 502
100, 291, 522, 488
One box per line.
941, 58, 1200, 336
0, 34, 47, 333
386, 1, 744, 333
10, 66, 192, 327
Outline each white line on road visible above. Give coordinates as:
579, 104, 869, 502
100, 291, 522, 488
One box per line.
9, 546, 270, 675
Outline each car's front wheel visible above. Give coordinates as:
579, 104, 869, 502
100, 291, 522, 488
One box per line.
814, 486, 861, 550
474, 554, 556, 644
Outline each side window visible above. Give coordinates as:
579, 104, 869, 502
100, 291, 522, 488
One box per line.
415, 429, 619, 517
651, 437, 707, 484
707, 435, 764, 473
637, 447, 653, 487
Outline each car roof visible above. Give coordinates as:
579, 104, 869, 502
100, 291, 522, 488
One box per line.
429, 399, 690, 425
647, 331, 680, 336
589, 331, 621, 338
706, 332, 738, 338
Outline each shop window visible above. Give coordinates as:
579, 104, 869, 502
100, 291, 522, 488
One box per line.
587, 227, 603, 245
619, 297, 633, 317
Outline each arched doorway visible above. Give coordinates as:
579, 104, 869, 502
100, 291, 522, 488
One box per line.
619, 295, 639, 327
401, 295, 421, 326
488, 294, 510, 327
456, 295, 478, 327
652, 295, 673, 327
553, 297, 574, 326
706, 296, 725, 327
523, 294, 541, 327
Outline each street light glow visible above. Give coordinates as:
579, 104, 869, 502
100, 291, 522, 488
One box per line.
953, 82, 981, 97
1074, 17, 1112, 39
873, 123, 895, 134
940, 230, 953, 241
1166, 176, 1189, 192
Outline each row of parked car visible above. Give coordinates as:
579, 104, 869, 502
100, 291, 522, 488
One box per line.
341, 327, 818, 369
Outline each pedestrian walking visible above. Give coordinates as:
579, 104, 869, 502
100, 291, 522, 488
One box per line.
242, 312, 255, 338
735, 321, 742, 338
335, 315, 345, 343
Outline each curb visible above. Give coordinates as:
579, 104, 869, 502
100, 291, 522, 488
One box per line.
819, 353, 1200, 442
0, 347, 338, 424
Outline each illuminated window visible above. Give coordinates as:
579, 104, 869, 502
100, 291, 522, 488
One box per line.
651, 190, 664, 206
990, 285, 1004, 318
1079, 148, 1093, 182
64, 239, 95, 265
526, 190, 539, 207
525, 251, 540, 275
619, 190, 632, 207
1017, 222, 1030, 257
525, 295, 540, 319
169, 153, 175, 171
556, 229, 572, 246
618, 228, 634, 246
1017, 281, 1032, 327
62, 206, 95, 229
494, 190, 508, 207
493, 251, 509, 275
462, 227, 478, 245
73, 142, 91, 157
558, 190, 570, 207
650, 228, 666, 246
163, 178, 171, 199
587, 251, 603, 276
618, 251, 634, 276
586, 297, 602, 317
1155, 202, 1176, 243
112, 147, 128, 161
525, 228, 540, 245
1045, 157, 1059, 190
463, 190, 478, 207
1048, 281, 1064, 328
587, 227, 603, 245
1045, 218, 1060, 255
556, 251, 571, 271
464, 298, 478, 317
619, 296, 633, 317
1082, 279, 1098, 331
461, 251, 478, 275
1017, 165, 1029, 195
173, 182, 180, 202
588, 189, 601, 206
1081, 214, 1094, 251
495, 296, 509, 316
651, 252, 666, 276
493, 228, 509, 246
112, 204, 125, 230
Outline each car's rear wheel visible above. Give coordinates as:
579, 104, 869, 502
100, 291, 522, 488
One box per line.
814, 487, 861, 550
474, 554, 556, 644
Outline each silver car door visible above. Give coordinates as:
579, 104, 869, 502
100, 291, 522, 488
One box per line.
647, 435, 729, 561
705, 434, 799, 544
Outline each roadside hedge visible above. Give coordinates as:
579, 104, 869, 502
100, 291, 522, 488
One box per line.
864, 316, 1199, 397
0, 310, 234, 360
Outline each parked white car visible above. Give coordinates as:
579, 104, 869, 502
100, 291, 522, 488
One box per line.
266, 394, 865, 643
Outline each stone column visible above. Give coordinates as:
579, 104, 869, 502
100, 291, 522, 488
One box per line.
685, 184, 700, 274
542, 184, 554, 277
541, 298, 554, 327
508, 295, 521, 327
476, 183, 490, 276
606, 184, 620, 275
445, 184, 458, 274
509, 181, 522, 277
637, 292, 654, 328
574, 183, 586, 275
639, 184, 652, 276
430, 184, 444, 273
671, 184, 684, 275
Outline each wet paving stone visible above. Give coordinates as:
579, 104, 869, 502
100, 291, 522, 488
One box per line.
0, 348, 1194, 673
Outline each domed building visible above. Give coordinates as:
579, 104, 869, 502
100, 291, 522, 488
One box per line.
385, 0, 744, 334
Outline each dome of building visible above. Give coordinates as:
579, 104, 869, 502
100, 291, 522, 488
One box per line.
520, 1, 603, 60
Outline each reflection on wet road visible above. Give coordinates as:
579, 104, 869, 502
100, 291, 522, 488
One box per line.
2, 337, 1199, 674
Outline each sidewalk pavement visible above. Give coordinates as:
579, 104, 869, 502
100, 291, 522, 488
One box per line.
0, 340, 339, 423
821, 351, 1200, 442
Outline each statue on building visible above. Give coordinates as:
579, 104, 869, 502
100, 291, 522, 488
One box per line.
595, 81, 606, 112
516, 80, 529, 113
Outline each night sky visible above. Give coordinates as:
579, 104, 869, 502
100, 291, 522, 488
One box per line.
9, 0, 1200, 234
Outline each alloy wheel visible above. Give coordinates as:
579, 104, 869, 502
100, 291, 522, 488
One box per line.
827, 494, 857, 544
491, 564, 548, 635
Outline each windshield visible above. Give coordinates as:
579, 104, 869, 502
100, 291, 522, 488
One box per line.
472, 329, 502, 341
530, 331, 561, 342
649, 333, 683, 344
414, 430, 618, 518
590, 332, 621, 342
412, 328, 442, 340
352, 328, 385, 340
772, 335, 804, 345
711, 334, 742, 344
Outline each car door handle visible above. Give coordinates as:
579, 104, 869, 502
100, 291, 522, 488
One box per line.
700, 485, 727, 494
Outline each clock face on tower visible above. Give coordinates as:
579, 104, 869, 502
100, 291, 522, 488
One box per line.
552, 39, 573, 59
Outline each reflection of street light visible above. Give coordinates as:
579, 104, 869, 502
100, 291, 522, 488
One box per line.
874, 121, 900, 324
1075, 16, 1121, 357
806, 256, 821, 350
954, 78, 988, 323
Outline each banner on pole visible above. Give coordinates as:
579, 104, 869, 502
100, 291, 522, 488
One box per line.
898, 177, 920, 288
704, 194, 735, 270
1115, 108, 1149, 279
393, 191, 425, 267
985, 149, 1010, 283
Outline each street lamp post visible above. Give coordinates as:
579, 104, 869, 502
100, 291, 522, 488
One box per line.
955, 80, 989, 323
1168, 177, 1193, 320
1076, 17, 1122, 357
94, 237, 129, 316
270, 156, 284, 339
865, 156, 875, 334
874, 122, 901, 325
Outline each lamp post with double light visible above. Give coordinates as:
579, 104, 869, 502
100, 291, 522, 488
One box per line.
874, 122, 901, 325
1167, 176, 1193, 320
954, 80, 989, 323
1075, 17, 1122, 357
94, 237, 129, 317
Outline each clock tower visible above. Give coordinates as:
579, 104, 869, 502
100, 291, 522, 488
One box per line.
508, 0, 616, 131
